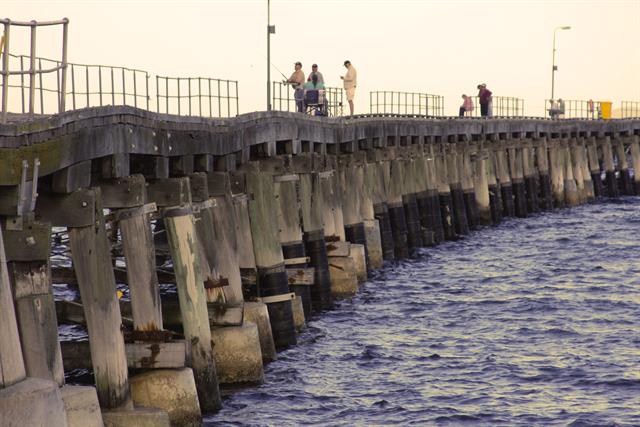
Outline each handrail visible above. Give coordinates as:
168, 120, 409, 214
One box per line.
156, 75, 239, 117
621, 101, 640, 119
369, 91, 445, 116
0, 18, 69, 27
465, 96, 525, 117
271, 81, 344, 117
543, 99, 601, 119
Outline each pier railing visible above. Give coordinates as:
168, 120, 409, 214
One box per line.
621, 101, 640, 119
156, 76, 239, 117
271, 81, 344, 116
543, 99, 602, 119
466, 96, 524, 117
369, 91, 444, 116
1, 18, 69, 123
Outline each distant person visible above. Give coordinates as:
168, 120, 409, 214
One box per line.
557, 98, 566, 118
459, 94, 474, 117
340, 60, 357, 115
286, 61, 305, 113
478, 84, 492, 117
548, 99, 560, 119
587, 99, 595, 119
307, 64, 325, 85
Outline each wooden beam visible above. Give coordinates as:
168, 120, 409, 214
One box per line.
35, 189, 96, 228
98, 174, 147, 209
51, 160, 92, 194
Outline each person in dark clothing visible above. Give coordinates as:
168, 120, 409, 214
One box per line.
478, 84, 492, 117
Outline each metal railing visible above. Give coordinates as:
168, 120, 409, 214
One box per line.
7, 54, 150, 113
621, 101, 640, 119
543, 99, 602, 119
271, 81, 344, 117
1, 18, 69, 123
369, 91, 444, 116
465, 96, 524, 117
156, 76, 239, 117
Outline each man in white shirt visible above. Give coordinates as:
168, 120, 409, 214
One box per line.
340, 60, 357, 115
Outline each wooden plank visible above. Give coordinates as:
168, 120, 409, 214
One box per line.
286, 267, 314, 285
0, 223, 27, 387
283, 257, 309, 266
147, 177, 191, 208
60, 340, 187, 370
55, 300, 134, 326
2, 220, 51, 262
35, 189, 96, 227
98, 174, 147, 209
208, 303, 243, 327
51, 160, 92, 194
326, 241, 351, 257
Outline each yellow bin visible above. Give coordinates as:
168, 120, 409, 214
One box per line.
599, 101, 612, 119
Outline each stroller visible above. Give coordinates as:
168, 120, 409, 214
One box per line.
304, 88, 329, 116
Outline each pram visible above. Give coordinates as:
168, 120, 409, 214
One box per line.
304, 89, 329, 116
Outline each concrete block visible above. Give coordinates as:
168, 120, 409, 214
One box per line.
243, 302, 277, 363
0, 377, 68, 427
61, 385, 103, 427
211, 323, 264, 385
328, 256, 359, 298
130, 368, 201, 427
364, 219, 384, 269
102, 407, 170, 427
350, 243, 368, 282
291, 295, 306, 332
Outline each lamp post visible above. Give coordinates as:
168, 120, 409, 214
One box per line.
266, 0, 275, 111
551, 25, 571, 102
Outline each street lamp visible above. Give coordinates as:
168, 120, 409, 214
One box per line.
551, 25, 571, 102
266, 0, 275, 111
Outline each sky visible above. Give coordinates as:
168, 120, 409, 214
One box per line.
3, 0, 640, 116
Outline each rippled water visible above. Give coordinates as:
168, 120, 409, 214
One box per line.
208, 198, 640, 426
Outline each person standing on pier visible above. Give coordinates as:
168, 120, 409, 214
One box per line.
286, 61, 306, 113
478, 83, 492, 117
341, 60, 357, 115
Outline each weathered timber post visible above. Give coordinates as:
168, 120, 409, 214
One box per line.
486, 145, 503, 224
536, 138, 553, 210
5, 220, 64, 385
321, 157, 346, 242
340, 154, 370, 268
68, 188, 132, 410
436, 144, 457, 240
388, 154, 410, 257
522, 140, 540, 213
423, 142, 446, 242
495, 143, 515, 217
600, 136, 619, 198
548, 138, 566, 207
460, 143, 479, 230
473, 144, 492, 225
569, 138, 587, 204
245, 171, 297, 350
299, 169, 333, 311
613, 136, 632, 195
369, 152, 395, 260
563, 140, 580, 207
586, 136, 604, 198
147, 176, 222, 412
629, 135, 640, 194
360, 160, 384, 269
576, 138, 595, 201
401, 152, 424, 249
508, 141, 527, 218
117, 203, 164, 332
0, 223, 27, 389
446, 142, 469, 235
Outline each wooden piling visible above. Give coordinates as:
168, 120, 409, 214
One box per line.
586, 136, 604, 198
2, 217, 65, 387
436, 146, 457, 240
0, 223, 27, 389
401, 155, 424, 248
563, 141, 580, 207
446, 144, 469, 235
495, 145, 515, 217
388, 157, 410, 257
473, 145, 492, 225
629, 135, 640, 194
369, 159, 395, 261
460, 144, 479, 229
163, 205, 222, 412
246, 172, 297, 350
548, 139, 566, 207
536, 138, 553, 210
68, 188, 132, 409
576, 138, 594, 201
522, 141, 540, 213
118, 205, 164, 332
508, 144, 527, 218
487, 147, 503, 223
601, 136, 619, 198
569, 139, 587, 203
613, 137, 632, 195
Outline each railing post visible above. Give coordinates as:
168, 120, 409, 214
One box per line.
1, 20, 10, 124
28, 21, 36, 117
59, 17, 68, 113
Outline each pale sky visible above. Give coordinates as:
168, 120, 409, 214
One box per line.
4, 0, 640, 116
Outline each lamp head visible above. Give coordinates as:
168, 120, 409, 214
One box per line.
561, 26, 571, 30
